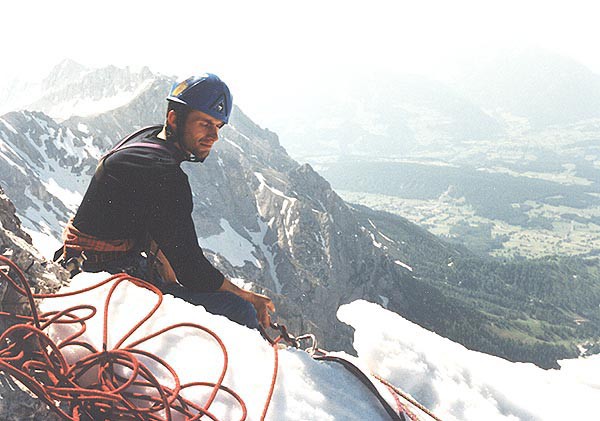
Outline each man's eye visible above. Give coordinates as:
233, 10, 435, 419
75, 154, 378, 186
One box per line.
198, 120, 221, 130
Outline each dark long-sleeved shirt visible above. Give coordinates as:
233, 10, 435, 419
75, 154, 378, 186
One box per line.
73, 125, 225, 291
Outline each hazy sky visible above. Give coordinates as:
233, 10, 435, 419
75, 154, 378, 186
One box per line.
2, 0, 599, 126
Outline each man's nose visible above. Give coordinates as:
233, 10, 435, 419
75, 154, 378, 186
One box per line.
208, 132, 218, 143
209, 125, 219, 140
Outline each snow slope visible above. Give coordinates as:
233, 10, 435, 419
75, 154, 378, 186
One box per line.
39, 274, 600, 421
340, 300, 600, 421
39, 273, 396, 421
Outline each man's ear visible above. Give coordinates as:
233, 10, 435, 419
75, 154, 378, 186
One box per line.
167, 109, 178, 130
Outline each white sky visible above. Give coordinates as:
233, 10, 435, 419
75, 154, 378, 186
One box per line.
2, 0, 600, 126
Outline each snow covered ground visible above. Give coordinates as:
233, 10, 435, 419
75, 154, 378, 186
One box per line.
340, 301, 600, 421
38, 273, 600, 421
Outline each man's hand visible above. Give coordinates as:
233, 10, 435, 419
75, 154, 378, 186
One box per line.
245, 291, 275, 328
219, 278, 275, 328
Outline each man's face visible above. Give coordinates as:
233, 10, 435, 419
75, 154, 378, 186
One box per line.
172, 109, 224, 161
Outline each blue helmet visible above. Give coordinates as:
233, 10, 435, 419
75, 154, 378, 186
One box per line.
167, 73, 233, 124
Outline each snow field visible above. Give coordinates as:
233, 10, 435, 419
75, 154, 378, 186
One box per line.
37, 273, 600, 421
39, 273, 395, 420
339, 300, 600, 421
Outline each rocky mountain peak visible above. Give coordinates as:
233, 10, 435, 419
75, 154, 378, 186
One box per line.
42, 58, 89, 91
16, 60, 160, 120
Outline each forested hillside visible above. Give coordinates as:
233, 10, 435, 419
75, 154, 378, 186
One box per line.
350, 203, 600, 368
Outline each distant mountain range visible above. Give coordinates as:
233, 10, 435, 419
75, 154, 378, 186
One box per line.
0, 59, 156, 120
278, 71, 504, 159
271, 49, 600, 161
453, 49, 600, 129
0, 59, 598, 368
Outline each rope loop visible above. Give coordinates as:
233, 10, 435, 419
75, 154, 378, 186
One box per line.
0, 255, 248, 421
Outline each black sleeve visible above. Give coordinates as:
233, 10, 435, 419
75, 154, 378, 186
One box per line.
147, 170, 225, 292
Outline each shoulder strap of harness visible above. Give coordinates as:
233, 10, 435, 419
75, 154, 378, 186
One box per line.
100, 125, 165, 161
96, 125, 175, 176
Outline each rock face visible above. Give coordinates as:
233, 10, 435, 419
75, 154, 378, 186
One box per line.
0, 186, 67, 304
0, 110, 100, 238
0, 186, 66, 420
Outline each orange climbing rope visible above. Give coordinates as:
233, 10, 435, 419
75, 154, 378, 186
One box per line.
260, 336, 282, 421
0, 255, 249, 420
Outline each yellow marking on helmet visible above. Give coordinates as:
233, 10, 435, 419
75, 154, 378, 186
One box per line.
171, 80, 190, 97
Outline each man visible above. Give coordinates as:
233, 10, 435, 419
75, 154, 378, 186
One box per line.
59, 73, 274, 330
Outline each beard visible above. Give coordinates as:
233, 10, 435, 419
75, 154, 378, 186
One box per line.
177, 135, 213, 163
194, 150, 210, 162
194, 139, 214, 162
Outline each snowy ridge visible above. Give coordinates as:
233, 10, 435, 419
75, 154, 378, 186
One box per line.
42, 77, 156, 121
39, 273, 400, 420
39, 277, 600, 421
340, 300, 600, 421
5, 60, 160, 121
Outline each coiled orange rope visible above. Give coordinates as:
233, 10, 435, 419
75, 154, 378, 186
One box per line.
0, 255, 251, 420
